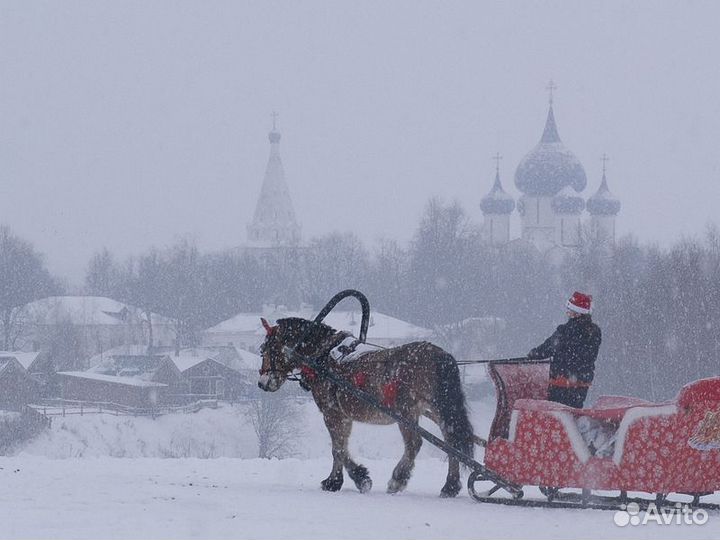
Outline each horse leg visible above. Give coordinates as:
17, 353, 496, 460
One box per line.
440, 457, 461, 498
337, 421, 372, 493
320, 413, 347, 492
425, 408, 462, 497
387, 419, 422, 494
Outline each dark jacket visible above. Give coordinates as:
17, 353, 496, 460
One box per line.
528, 315, 602, 384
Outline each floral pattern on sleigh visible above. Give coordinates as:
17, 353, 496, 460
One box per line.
484, 363, 720, 495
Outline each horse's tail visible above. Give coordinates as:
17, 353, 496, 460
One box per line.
433, 349, 474, 459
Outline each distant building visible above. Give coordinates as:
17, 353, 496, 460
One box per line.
56, 371, 170, 409
86, 354, 188, 399
20, 296, 175, 362
0, 351, 54, 397
0, 356, 40, 410
171, 351, 252, 401
480, 83, 621, 254
85, 344, 257, 402
0, 351, 50, 379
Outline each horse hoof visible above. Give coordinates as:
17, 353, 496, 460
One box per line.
439, 483, 461, 498
387, 478, 407, 494
357, 477, 373, 494
321, 476, 344, 492
348, 465, 372, 493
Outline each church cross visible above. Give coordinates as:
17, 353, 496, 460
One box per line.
601, 153, 609, 174
493, 152, 502, 174
546, 80, 557, 105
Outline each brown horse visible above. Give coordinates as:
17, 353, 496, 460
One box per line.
257, 316, 475, 497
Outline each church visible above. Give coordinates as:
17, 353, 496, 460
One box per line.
480, 86, 621, 255
245, 113, 302, 249
243, 90, 620, 258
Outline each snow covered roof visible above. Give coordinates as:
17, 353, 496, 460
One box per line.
207, 309, 431, 342
88, 354, 177, 383
161, 346, 259, 372
57, 371, 167, 388
233, 348, 262, 371
515, 105, 587, 197
24, 296, 172, 326
170, 350, 214, 372
89, 344, 259, 373
87, 344, 150, 369
0, 351, 41, 371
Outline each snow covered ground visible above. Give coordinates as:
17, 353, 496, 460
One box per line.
2, 400, 719, 539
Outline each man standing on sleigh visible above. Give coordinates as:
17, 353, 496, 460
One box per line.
527, 292, 602, 408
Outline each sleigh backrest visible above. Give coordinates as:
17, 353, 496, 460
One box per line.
488, 362, 550, 440
677, 377, 720, 410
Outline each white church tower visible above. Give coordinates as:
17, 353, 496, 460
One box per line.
247, 113, 302, 247
480, 154, 515, 245
514, 82, 588, 253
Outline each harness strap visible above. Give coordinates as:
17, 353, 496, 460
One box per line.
549, 376, 591, 389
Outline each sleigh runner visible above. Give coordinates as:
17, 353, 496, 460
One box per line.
258, 289, 720, 511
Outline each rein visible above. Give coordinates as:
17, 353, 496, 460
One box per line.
455, 357, 550, 366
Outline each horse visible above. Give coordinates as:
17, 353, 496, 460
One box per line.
257, 316, 475, 497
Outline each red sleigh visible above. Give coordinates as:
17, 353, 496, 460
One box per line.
478, 362, 720, 509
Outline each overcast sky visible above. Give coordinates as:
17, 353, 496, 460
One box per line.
2, 1, 720, 283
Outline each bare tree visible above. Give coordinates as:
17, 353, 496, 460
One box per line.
0, 226, 59, 350
85, 248, 123, 298
45, 317, 85, 371
247, 394, 303, 459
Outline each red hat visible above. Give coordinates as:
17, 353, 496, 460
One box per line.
567, 291, 592, 314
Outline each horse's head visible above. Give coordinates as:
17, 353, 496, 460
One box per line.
257, 317, 335, 392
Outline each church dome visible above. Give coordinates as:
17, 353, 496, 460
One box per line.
515, 105, 587, 197
480, 170, 515, 215
552, 185, 585, 215
268, 129, 281, 144
587, 171, 621, 216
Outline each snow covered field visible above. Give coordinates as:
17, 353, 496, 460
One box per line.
2, 457, 718, 539
2, 401, 719, 539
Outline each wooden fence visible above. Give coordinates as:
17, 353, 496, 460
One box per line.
28, 398, 219, 418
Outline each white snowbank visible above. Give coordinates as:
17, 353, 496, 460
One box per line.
18, 399, 496, 460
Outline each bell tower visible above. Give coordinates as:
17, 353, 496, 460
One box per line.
247, 112, 302, 247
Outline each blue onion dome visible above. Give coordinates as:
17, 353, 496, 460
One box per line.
552, 185, 585, 214
268, 128, 281, 144
514, 105, 587, 196
480, 170, 515, 215
587, 172, 621, 216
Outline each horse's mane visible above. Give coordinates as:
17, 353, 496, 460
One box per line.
276, 317, 340, 354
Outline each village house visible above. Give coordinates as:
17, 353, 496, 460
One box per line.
66, 345, 259, 406
170, 349, 252, 401
20, 296, 176, 365
56, 354, 189, 408
0, 356, 41, 411
56, 371, 168, 408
